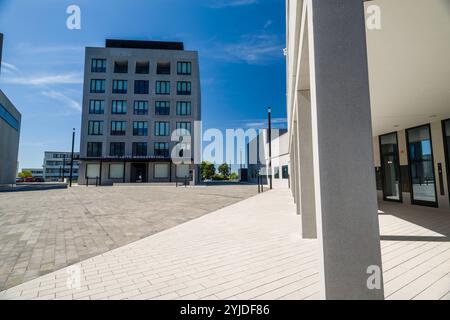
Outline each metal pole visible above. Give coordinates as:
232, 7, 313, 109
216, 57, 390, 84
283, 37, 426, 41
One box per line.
240, 149, 243, 170
69, 128, 75, 187
268, 107, 273, 190
123, 161, 126, 183
62, 155, 66, 183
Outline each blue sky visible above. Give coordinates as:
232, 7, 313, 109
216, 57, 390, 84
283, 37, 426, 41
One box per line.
0, 0, 287, 169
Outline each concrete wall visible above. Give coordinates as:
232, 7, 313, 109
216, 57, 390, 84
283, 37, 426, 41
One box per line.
0, 90, 21, 185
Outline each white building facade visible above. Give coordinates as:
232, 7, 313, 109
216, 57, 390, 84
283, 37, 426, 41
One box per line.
43, 151, 80, 182
247, 129, 290, 188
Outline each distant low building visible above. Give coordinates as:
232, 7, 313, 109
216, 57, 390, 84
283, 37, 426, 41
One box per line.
247, 129, 289, 188
21, 168, 44, 179
43, 151, 80, 182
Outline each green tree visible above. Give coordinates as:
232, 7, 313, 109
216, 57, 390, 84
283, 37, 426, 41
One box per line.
18, 170, 33, 178
218, 163, 230, 179
230, 172, 239, 181
200, 161, 216, 180
212, 174, 225, 181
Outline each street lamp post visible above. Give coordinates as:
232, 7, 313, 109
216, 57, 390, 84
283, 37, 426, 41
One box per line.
62, 155, 66, 182
69, 128, 75, 187
268, 107, 273, 190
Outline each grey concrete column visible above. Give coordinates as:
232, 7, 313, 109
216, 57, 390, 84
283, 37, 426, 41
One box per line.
292, 123, 301, 214
309, 0, 384, 299
289, 144, 296, 201
289, 145, 295, 197
297, 90, 317, 239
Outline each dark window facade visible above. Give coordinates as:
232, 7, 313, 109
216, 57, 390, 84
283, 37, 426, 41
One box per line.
111, 121, 126, 136
135, 61, 149, 74
111, 100, 127, 114
114, 60, 128, 73
177, 61, 192, 75
90, 79, 105, 93
88, 120, 103, 136
133, 121, 148, 136
91, 59, 106, 73
133, 101, 148, 115
154, 142, 169, 157
156, 81, 170, 95
282, 165, 289, 179
110, 142, 125, 157
157, 62, 171, 75
155, 121, 170, 136
134, 80, 149, 94
112, 80, 127, 94
406, 125, 437, 207
87, 142, 102, 157
89, 100, 104, 114
176, 122, 192, 135
155, 101, 170, 115
132, 142, 148, 157
177, 81, 191, 95
176, 101, 191, 116
379, 132, 402, 202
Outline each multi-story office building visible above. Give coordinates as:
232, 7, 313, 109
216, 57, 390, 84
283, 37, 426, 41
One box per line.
43, 151, 80, 182
285, 0, 450, 299
78, 40, 201, 185
0, 33, 21, 186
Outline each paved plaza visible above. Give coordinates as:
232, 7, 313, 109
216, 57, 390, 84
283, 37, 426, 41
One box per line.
1, 187, 449, 300
0, 185, 258, 291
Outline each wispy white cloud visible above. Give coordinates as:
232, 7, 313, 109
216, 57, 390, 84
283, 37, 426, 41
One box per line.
244, 117, 287, 128
264, 20, 273, 29
41, 90, 82, 112
1, 61, 19, 73
15, 43, 84, 54
2, 73, 83, 85
214, 33, 284, 65
207, 0, 258, 8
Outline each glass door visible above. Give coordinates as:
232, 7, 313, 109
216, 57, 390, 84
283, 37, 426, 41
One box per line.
380, 132, 402, 202
443, 119, 450, 205
406, 125, 438, 207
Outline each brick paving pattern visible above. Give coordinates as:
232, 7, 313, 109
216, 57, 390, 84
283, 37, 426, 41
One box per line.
0, 185, 258, 290
1, 188, 449, 300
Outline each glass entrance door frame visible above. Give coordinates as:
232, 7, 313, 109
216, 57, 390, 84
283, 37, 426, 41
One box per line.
379, 131, 402, 203
406, 123, 439, 208
442, 118, 450, 206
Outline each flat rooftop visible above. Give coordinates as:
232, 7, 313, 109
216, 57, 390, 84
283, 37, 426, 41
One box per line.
105, 39, 184, 51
